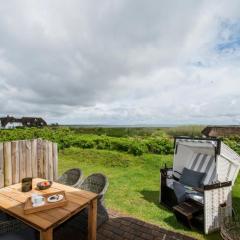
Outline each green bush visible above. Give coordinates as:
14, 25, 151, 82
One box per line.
0, 127, 173, 156
146, 137, 173, 154
95, 137, 111, 150
128, 142, 148, 156
223, 136, 240, 155
110, 138, 131, 152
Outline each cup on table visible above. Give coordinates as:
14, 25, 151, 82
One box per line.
21, 177, 32, 192
31, 194, 45, 207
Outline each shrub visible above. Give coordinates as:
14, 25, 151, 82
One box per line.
110, 138, 131, 152
128, 142, 147, 156
146, 137, 173, 154
223, 136, 240, 155
0, 127, 174, 156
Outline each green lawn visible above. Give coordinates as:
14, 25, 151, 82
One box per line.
58, 147, 240, 240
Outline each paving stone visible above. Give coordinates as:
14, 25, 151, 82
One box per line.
72, 209, 197, 240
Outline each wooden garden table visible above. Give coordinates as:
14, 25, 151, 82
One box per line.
0, 178, 98, 240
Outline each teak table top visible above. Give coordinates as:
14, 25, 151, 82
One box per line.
0, 178, 98, 240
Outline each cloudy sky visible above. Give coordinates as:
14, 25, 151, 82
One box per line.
0, 0, 240, 125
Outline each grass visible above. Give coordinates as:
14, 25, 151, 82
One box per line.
58, 147, 239, 240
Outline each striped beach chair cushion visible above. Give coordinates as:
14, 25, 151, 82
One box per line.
188, 153, 216, 185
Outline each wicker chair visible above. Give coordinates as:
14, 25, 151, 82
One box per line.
0, 212, 38, 239
57, 168, 83, 188
67, 173, 109, 231
79, 173, 109, 203
0, 213, 25, 235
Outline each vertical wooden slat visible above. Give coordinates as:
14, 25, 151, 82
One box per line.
26, 141, 32, 177
0, 143, 4, 188
48, 142, 53, 181
0, 139, 58, 185
52, 143, 58, 181
4, 142, 12, 186
11, 141, 20, 184
31, 139, 37, 178
37, 139, 44, 178
19, 140, 26, 180
43, 141, 49, 179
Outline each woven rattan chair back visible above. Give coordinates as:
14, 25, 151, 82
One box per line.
57, 168, 83, 187
73, 173, 109, 228
79, 173, 109, 199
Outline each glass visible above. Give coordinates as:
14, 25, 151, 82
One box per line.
21, 177, 32, 192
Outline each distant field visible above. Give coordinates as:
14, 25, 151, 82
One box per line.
66, 125, 205, 137
1, 126, 240, 155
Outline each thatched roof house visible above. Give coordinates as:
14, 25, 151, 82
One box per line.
202, 125, 240, 137
0, 116, 47, 129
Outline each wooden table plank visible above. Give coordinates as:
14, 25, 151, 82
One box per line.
3, 186, 87, 223
0, 190, 57, 225
51, 181, 97, 199
32, 179, 97, 200
0, 193, 52, 230
0, 178, 98, 240
7, 181, 91, 213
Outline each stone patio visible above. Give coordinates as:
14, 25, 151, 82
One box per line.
54, 210, 197, 240
55, 209, 196, 240
96, 210, 196, 240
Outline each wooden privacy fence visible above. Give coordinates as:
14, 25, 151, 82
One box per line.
0, 139, 58, 188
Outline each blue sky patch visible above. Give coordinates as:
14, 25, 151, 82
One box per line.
216, 19, 240, 53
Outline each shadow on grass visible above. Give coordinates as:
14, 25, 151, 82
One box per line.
139, 189, 176, 212
233, 196, 240, 215
139, 190, 160, 206
139, 190, 221, 239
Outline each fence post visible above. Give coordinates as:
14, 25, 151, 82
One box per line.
19, 140, 26, 180
11, 141, 20, 184
43, 141, 49, 179
31, 139, 37, 178
0, 139, 58, 187
37, 139, 44, 178
4, 142, 12, 186
53, 143, 58, 181
48, 141, 53, 181
26, 140, 32, 177
0, 143, 4, 188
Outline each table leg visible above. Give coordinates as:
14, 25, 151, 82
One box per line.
88, 198, 97, 240
40, 228, 53, 240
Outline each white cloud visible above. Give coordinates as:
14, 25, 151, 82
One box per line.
0, 0, 240, 124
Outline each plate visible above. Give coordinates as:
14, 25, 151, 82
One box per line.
47, 194, 64, 203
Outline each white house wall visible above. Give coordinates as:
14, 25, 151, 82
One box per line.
5, 122, 23, 129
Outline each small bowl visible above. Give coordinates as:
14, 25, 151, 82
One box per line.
37, 181, 52, 190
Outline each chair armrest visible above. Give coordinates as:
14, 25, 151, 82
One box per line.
192, 187, 204, 193
203, 181, 232, 190
160, 168, 173, 177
